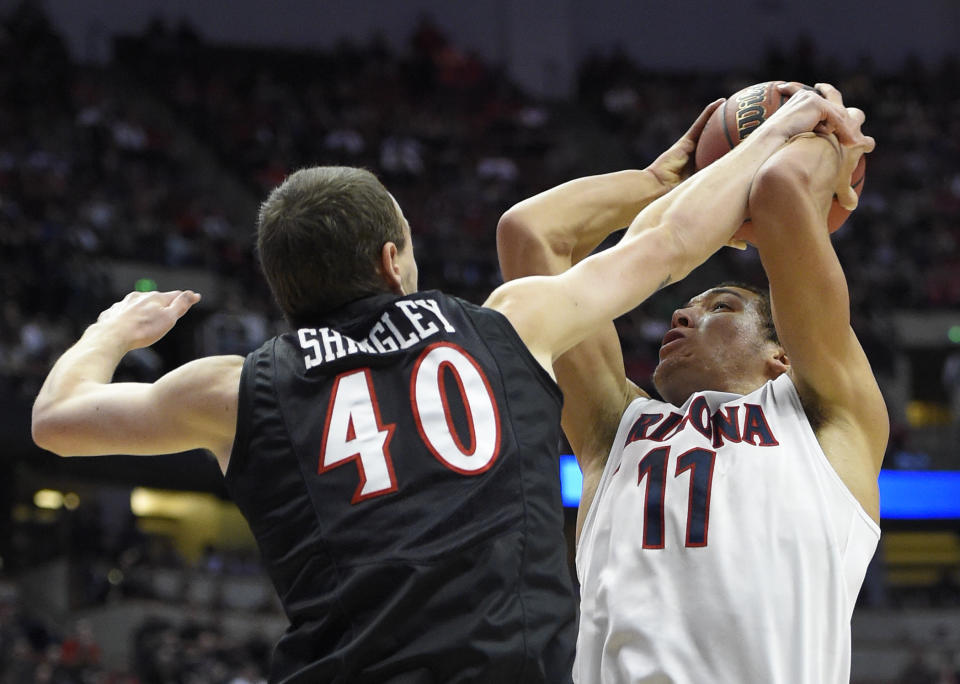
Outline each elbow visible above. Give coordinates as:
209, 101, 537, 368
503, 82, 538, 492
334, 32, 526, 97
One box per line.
495, 209, 526, 257
754, 156, 812, 193
496, 208, 542, 253
31, 408, 57, 454
31, 404, 70, 456
749, 157, 817, 220
496, 209, 568, 279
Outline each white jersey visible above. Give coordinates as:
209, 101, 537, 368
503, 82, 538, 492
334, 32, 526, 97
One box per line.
575, 373, 879, 684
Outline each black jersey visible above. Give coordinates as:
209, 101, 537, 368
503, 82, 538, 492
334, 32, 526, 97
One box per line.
224, 290, 576, 684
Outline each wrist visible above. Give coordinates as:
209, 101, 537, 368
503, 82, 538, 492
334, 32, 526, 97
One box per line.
639, 167, 675, 195
81, 321, 135, 360
742, 123, 796, 156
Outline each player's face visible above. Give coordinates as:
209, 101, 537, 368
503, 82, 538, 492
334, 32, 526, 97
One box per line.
652, 286, 783, 405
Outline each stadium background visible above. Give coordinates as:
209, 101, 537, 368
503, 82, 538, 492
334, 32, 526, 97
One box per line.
1, 0, 958, 681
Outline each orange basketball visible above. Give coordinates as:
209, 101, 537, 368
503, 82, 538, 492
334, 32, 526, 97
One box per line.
695, 81, 789, 171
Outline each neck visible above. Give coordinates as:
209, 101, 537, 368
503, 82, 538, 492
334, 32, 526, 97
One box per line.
659, 376, 773, 406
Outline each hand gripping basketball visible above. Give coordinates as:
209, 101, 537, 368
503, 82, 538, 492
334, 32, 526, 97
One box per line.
694, 80, 867, 232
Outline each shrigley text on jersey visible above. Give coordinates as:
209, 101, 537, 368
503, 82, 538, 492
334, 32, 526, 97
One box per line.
298, 298, 458, 368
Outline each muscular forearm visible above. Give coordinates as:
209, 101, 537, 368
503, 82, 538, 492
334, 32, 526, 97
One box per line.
749, 133, 850, 321
33, 324, 129, 415
623, 123, 796, 283
497, 169, 668, 278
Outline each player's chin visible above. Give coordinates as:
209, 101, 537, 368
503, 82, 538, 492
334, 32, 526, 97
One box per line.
651, 361, 672, 397
652, 358, 690, 403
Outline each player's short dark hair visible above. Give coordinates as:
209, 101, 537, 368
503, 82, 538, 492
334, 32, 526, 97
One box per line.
257, 167, 407, 326
716, 281, 779, 345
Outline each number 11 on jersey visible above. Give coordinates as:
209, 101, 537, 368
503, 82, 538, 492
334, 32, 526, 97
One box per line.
636, 446, 716, 549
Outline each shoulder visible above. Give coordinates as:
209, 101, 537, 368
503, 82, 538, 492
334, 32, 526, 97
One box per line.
780, 370, 882, 521
786, 359, 887, 465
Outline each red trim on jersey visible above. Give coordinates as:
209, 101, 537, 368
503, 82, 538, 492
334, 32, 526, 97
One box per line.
437, 359, 477, 456
625, 412, 664, 445
649, 412, 687, 442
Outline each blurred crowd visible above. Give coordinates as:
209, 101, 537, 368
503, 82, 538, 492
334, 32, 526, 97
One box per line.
2, 3, 958, 413
1, 2, 959, 681
3, 491, 275, 682
0, 594, 270, 683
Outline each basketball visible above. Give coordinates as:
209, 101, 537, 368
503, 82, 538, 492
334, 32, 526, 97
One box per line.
695, 80, 866, 232
694, 80, 788, 170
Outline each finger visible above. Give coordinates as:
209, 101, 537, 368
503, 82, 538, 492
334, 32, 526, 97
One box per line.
836, 185, 859, 212
167, 290, 201, 318
158, 289, 189, 302
686, 98, 724, 142
814, 83, 843, 106
820, 101, 858, 145
149, 289, 193, 310
814, 121, 836, 137
776, 81, 807, 97
846, 106, 866, 127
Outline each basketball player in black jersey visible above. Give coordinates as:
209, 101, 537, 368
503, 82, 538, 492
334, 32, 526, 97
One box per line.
32, 88, 865, 683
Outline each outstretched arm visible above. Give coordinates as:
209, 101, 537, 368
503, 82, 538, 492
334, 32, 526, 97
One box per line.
748, 85, 885, 520
496, 103, 722, 523
31, 291, 242, 473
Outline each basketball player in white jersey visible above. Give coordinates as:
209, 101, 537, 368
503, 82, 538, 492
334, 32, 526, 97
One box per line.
497, 82, 884, 684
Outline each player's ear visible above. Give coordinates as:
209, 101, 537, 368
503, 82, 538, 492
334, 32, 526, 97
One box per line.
764, 344, 790, 378
379, 241, 404, 294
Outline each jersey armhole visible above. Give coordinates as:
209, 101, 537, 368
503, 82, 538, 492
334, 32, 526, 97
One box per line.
223, 345, 262, 482
463, 297, 563, 407
774, 374, 881, 539
575, 395, 650, 560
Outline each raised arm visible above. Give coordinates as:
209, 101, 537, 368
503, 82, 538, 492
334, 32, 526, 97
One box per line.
489, 85, 864, 388
497, 101, 725, 280
747, 86, 885, 520
495, 103, 722, 511
31, 291, 242, 473
488, 86, 869, 529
